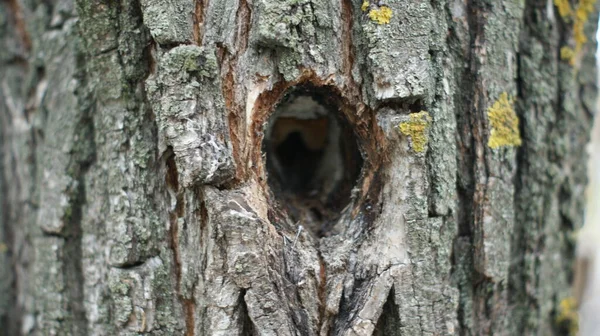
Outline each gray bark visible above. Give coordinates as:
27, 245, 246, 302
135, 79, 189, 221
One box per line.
0, 0, 596, 335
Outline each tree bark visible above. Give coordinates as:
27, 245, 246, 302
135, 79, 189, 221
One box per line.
0, 0, 597, 335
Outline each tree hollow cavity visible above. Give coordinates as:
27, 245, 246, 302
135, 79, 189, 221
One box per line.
263, 87, 363, 237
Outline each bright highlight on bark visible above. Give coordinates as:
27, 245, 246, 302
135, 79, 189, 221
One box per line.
554, 0, 596, 65
398, 111, 431, 153
361, 1, 392, 24
487, 92, 522, 149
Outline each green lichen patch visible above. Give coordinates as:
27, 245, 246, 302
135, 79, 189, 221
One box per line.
554, 0, 597, 65
163, 45, 218, 79
556, 297, 579, 336
573, 0, 596, 56
362, 1, 392, 24
369, 6, 392, 24
398, 111, 432, 153
554, 0, 573, 18
560, 46, 576, 61
361, 1, 370, 11
487, 92, 522, 149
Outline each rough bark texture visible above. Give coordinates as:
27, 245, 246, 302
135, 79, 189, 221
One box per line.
0, 0, 597, 335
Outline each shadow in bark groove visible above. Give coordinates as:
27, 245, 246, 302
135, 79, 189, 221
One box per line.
60, 97, 96, 336
373, 286, 401, 336
239, 289, 257, 336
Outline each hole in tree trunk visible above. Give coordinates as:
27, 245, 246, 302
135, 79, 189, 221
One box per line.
262, 86, 363, 237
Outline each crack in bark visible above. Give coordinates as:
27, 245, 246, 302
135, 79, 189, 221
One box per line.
219, 0, 252, 185
193, 0, 207, 45
508, 1, 575, 333
340, 0, 362, 106
237, 289, 256, 335
61, 176, 91, 335
165, 150, 197, 336
0, 79, 22, 336
316, 250, 327, 332
60, 84, 96, 336
4, 0, 31, 52
451, 0, 498, 333
373, 286, 401, 336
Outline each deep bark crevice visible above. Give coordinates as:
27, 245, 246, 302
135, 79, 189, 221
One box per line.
0, 94, 20, 336
340, 0, 359, 102
59, 99, 96, 336
61, 176, 90, 335
238, 289, 256, 336
373, 97, 427, 114
165, 149, 197, 336
373, 286, 401, 336
193, 0, 206, 45
509, 45, 529, 335
451, 0, 480, 332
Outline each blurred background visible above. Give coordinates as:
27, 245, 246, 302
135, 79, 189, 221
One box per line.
574, 21, 600, 336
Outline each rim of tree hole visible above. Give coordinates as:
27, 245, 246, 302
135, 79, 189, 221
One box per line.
261, 84, 365, 237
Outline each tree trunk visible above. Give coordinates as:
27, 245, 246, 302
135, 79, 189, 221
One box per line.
0, 0, 597, 335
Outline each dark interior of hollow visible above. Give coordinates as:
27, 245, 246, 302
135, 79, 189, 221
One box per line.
274, 132, 323, 192
263, 88, 363, 237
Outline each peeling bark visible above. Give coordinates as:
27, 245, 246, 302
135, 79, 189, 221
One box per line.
0, 0, 596, 335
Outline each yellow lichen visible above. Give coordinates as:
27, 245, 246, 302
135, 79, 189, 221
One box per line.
0, 243, 6, 253
554, 0, 573, 18
368, 6, 392, 24
573, 0, 595, 61
560, 46, 576, 62
398, 111, 432, 153
361, 0, 370, 12
487, 92, 522, 149
556, 297, 579, 336
555, 0, 597, 65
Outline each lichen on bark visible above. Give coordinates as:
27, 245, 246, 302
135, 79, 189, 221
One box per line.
0, 0, 596, 335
